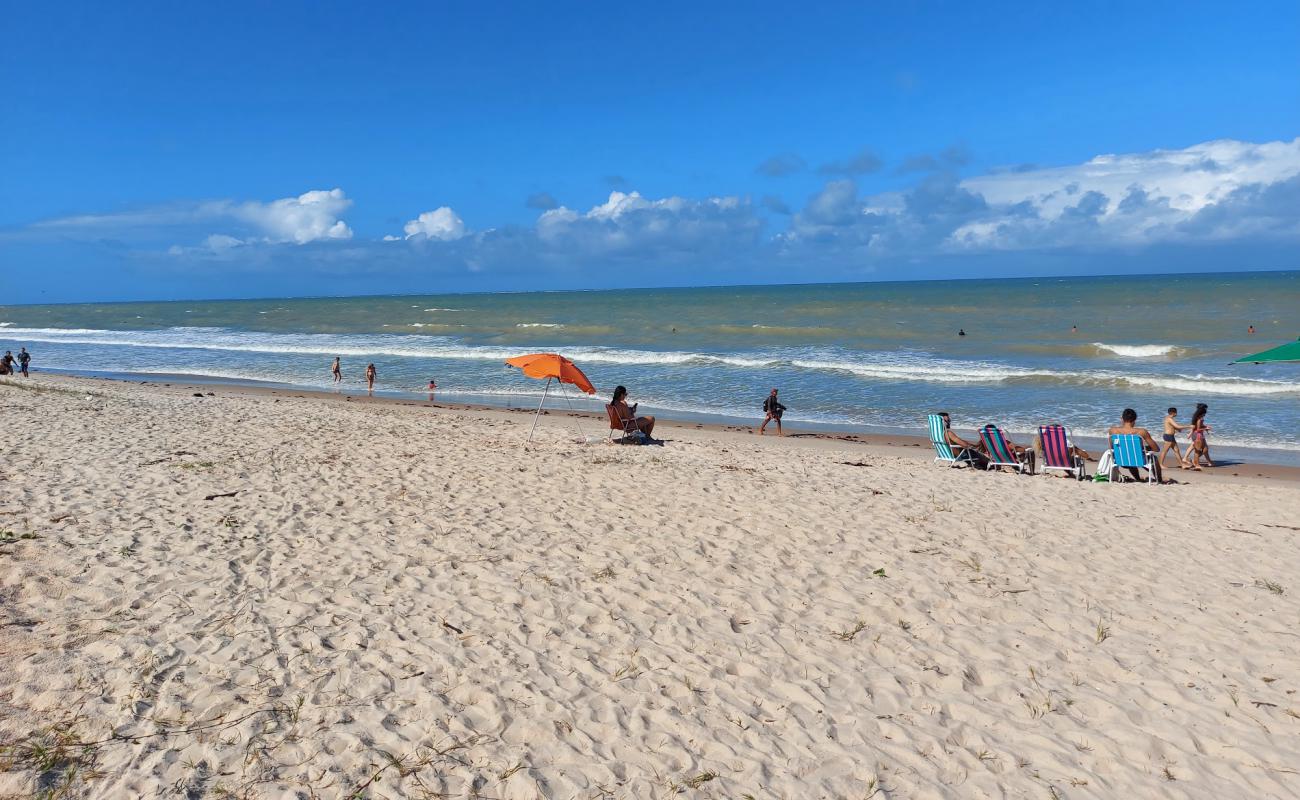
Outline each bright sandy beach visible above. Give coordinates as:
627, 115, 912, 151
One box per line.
2, 374, 1300, 799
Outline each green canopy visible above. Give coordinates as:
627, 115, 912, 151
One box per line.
1233, 337, 1300, 364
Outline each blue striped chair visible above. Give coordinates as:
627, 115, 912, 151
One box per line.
1106, 434, 1158, 484
927, 414, 975, 468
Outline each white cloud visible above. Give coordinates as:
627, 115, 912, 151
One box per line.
535, 191, 758, 257
948, 138, 1300, 250
403, 207, 468, 241
231, 188, 353, 244
780, 137, 1300, 257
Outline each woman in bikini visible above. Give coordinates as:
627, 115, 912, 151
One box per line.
1183, 403, 1213, 469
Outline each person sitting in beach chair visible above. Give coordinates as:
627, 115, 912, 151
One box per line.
979, 424, 1035, 474
1105, 408, 1163, 483
1035, 424, 1091, 480
610, 385, 655, 441
605, 401, 644, 443
927, 413, 986, 468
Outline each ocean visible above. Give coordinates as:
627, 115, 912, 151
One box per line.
3, 271, 1299, 463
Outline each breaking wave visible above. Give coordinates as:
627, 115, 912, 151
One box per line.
1091, 342, 1183, 358
5, 326, 1299, 397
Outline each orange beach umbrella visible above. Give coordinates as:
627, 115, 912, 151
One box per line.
505, 353, 597, 442
505, 353, 597, 394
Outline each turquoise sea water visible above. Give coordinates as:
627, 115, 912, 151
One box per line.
3, 271, 1299, 462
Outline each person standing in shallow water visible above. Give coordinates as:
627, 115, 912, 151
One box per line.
331, 357, 342, 384
17, 347, 30, 377
365, 363, 376, 393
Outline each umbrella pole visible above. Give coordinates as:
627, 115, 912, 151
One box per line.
557, 381, 585, 442
527, 378, 550, 444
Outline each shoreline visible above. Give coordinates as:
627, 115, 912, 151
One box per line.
16, 371, 1300, 485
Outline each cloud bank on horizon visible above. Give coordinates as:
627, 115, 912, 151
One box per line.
8, 136, 1300, 296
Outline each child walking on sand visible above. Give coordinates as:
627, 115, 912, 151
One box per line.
1160, 407, 1188, 469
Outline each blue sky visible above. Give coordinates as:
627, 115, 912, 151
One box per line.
3, 1, 1299, 302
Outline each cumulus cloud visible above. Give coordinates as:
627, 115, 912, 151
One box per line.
526, 192, 559, 210
947, 137, 1300, 250
817, 148, 883, 177
402, 207, 468, 241
14, 188, 354, 251
756, 152, 807, 177
761, 194, 792, 215
896, 145, 972, 175
228, 188, 353, 244
535, 190, 762, 259
11, 138, 1300, 287
781, 137, 1300, 258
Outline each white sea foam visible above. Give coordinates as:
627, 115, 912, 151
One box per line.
7, 326, 1300, 397
1092, 342, 1182, 358
516, 323, 564, 328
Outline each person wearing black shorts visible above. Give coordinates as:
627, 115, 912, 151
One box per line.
760, 388, 786, 436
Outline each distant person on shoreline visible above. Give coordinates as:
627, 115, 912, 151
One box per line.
760, 388, 786, 436
17, 347, 30, 377
427, 379, 437, 401
1159, 407, 1188, 469
1183, 403, 1213, 469
365, 363, 376, 393
1248, 325, 1256, 334
611, 385, 655, 439
1108, 408, 1163, 483
1071, 325, 1078, 334
331, 357, 342, 384
958, 328, 966, 337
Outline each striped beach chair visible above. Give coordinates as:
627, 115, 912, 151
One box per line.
979, 424, 1034, 474
1105, 433, 1158, 484
927, 414, 975, 468
1038, 424, 1088, 480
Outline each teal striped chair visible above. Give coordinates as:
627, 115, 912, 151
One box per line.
927, 414, 975, 468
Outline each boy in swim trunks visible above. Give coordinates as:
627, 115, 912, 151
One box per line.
1159, 407, 1187, 469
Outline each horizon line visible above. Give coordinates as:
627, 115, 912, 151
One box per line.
2, 266, 1297, 310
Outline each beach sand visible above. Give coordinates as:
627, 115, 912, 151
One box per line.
2, 374, 1299, 799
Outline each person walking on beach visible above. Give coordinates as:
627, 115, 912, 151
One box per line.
760, 388, 786, 436
331, 357, 342, 384
1159, 407, 1188, 469
1183, 403, 1213, 469
365, 363, 376, 393
16, 347, 30, 377
0, 351, 14, 375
